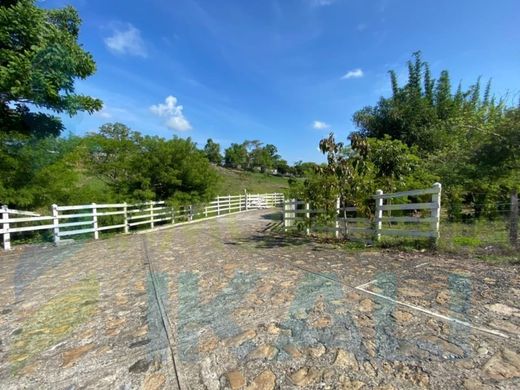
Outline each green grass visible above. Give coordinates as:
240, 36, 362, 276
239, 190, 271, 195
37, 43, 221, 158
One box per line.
214, 166, 291, 195
285, 215, 518, 265
451, 236, 482, 247
439, 218, 512, 252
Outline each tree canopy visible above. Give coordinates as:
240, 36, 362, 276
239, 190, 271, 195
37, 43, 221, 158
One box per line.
352, 51, 505, 154
84, 123, 219, 204
1, 0, 104, 208
0, 0, 102, 137
224, 140, 284, 172
294, 52, 519, 222
203, 138, 222, 165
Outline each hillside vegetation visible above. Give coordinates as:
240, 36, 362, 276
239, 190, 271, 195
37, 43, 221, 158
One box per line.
214, 166, 290, 195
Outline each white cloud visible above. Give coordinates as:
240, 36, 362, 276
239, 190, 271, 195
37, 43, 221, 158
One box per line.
313, 120, 329, 130
104, 24, 147, 57
150, 96, 192, 131
341, 68, 364, 79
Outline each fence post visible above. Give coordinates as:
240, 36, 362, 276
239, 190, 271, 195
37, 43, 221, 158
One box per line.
189, 205, 193, 222
205, 205, 208, 218
228, 194, 231, 213
172, 207, 175, 224
245, 190, 248, 211
431, 183, 442, 243
123, 202, 129, 234
510, 189, 518, 248
149, 201, 154, 229
305, 202, 310, 236
283, 200, 288, 232
291, 198, 296, 229
92, 203, 99, 240
335, 197, 340, 239
217, 196, 221, 216
52, 204, 60, 245
375, 190, 383, 242
2, 205, 10, 251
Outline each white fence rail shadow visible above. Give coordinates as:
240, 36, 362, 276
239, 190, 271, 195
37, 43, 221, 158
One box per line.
283, 183, 441, 242
1, 192, 284, 250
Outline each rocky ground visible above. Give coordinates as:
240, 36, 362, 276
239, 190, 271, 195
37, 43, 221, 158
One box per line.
0, 209, 519, 389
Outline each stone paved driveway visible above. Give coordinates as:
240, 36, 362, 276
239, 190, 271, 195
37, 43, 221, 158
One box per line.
0, 209, 519, 389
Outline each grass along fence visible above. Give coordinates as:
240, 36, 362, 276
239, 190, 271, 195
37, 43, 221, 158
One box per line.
437, 195, 519, 260
283, 183, 442, 242
1, 192, 284, 250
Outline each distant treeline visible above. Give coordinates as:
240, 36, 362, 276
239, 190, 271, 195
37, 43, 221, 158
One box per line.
204, 138, 319, 176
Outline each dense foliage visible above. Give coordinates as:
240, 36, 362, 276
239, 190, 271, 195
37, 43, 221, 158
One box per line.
203, 138, 222, 165
85, 124, 218, 205
290, 133, 434, 211
352, 52, 505, 154
0, 0, 102, 137
224, 140, 288, 173
293, 52, 519, 222
0, 0, 103, 209
1, 122, 222, 209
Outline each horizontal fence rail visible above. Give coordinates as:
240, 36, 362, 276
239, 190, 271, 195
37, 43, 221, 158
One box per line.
283, 183, 442, 242
1, 192, 284, 250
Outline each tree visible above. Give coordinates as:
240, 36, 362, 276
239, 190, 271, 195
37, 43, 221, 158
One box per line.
262, 144, 281, 171
135, 136, 218, 204
85, 123, 218, 204
472, 107, 520, 186
203, 138, 222, 165
242, 140, 262, 170
275, 159, 290, 175
352, 51, 502, 154
0, 133, 109, 208
84, 123, 140, 198
249, 143, 277, 172
366, 136, 435, 193
0, 0, 102, 137
0, 1, 102, 208
350, 51, 516, 220
318, 133, 373, 210
291, 132, 434, 233
224, 143, 248, 169
222, 140, 286, 172
471, 107, 519, 244
293, 161, 320, 177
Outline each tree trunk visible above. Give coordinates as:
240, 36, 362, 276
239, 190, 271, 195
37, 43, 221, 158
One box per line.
511, 189, 518, 248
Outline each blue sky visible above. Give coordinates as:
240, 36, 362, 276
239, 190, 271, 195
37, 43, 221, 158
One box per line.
44, 0, 520, 164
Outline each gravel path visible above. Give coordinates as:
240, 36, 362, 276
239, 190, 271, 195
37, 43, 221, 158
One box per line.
0, 209, 519, 389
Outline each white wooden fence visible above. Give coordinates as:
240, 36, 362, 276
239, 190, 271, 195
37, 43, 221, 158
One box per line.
284, 183, 442, 242
1, 192, 284, 250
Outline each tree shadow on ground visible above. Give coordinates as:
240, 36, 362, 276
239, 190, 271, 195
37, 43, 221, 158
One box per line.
232, 231, 340, 251
237, 233, 312, 249
260, 211, 283, 221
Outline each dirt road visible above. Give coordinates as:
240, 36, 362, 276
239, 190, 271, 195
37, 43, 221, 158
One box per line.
0, 210, 519, 389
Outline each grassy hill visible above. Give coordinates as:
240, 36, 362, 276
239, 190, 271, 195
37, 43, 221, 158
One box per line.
214, 166, 290, 195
